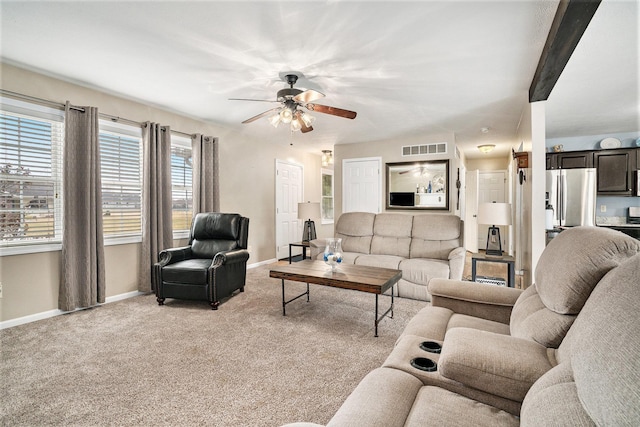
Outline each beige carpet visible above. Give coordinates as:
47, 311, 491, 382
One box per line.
0, 263, 426, 426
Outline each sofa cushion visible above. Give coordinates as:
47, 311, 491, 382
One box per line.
439, 328, 554, 401
355, 254, 404, 270
406, 386, 519, 427
401, 306, 454, 342
161, 258, 211, 284
399, 258, 450, 286
447, 314, 511, 336
510, 285, 576, 348
335, 212, 375, 254
534, 226, 640, 315
326, 367, 423, 427
370, 213, 413, 257
559, 253, 640, 425
410, 214, 462, 259
520, 363, 594, 427
336, 252, 360, 265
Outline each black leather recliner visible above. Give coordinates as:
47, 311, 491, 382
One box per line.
154, 212, 250, 309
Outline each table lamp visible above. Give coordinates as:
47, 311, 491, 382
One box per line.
298, 201, 321, 242
477, 202, 512, 256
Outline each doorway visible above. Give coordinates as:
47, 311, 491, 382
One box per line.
477, 171, 508, 251
275, 160, 303, 260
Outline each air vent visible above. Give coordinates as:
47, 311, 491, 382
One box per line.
402, 143, 447, 156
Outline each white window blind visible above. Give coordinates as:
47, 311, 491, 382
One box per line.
171, 136, 193, 234
99, 124, 142, 241
0, 99, 64, 251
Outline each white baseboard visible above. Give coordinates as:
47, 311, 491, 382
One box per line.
248, 258, 277, 269
1, 290, 146, 330
0, 308, 65, 330
105, 291, 146, 303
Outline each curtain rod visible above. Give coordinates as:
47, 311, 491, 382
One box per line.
0, 89, 194, 139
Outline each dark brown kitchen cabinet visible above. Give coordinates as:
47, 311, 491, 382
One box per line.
546, 151, 593, 170
546, 153, 555, 170
594, 149, 635, 195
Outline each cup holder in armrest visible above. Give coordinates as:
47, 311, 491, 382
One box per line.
419, 341, 442, 354
410, 357, 437, 372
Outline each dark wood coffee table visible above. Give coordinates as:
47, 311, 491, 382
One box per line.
269, 260, 402, 337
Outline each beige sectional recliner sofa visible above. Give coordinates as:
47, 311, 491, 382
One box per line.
310, 212, 465, 301
284, 227, 640, 426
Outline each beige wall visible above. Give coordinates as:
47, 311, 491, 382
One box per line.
333, 132, 457, 218
0, 63, 323, 323
465, 156, 510, 171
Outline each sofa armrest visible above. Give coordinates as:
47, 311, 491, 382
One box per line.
447, 247, 466, 280
428, 278, 522, 324
309, 238, 327, 260
157, 246, 193, 267
439, 328, 555, 402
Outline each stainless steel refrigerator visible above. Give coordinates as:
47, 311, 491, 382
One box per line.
545, 168, 597, 227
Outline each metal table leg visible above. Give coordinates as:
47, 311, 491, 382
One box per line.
281, 279, 310, 316
374, 293, 394, 337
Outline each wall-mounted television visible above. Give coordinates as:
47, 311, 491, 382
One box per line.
389, 192, 415, 207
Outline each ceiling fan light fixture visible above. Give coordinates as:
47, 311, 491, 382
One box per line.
280, 108, 293, 124
300, 112, 315, 127
268, 113, 281, 128
290, 117, 302, 132
477, 144, 496, 154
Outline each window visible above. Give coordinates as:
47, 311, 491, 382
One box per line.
321, 168, 334, 224
99, 121, 143, 243
0, 98, 64, 254
171, 136, 193, 237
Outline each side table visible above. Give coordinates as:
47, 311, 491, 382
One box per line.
288, 241, 311, 264
471, 253, 516, 288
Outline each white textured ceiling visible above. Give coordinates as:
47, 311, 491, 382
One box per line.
1, 1, 637, 159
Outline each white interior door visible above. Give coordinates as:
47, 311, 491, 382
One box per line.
477, 171, 507, 251
464, 170, 479, 253
342, 157, 381, 213
275, 160, 303, 260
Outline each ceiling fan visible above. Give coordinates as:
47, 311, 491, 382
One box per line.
229, 74, 357, 133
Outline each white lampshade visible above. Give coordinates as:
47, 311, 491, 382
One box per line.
298, 202, 320, 220
477, 202, 512, 226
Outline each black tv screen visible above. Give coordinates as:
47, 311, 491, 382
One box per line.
390, 192, 415, 207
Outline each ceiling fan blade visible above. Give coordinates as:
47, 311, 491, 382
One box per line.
300, 123, 314, 133
293, 89, 325, 104
229, 98, 279, 103
242, 107, 281, 124
306, 103, 357, 119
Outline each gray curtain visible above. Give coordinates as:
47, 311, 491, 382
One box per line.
191, 134, 220, 214
59, 102, 105, 311
139, 122, 173, 292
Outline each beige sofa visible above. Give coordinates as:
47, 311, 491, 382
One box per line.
284, 227, 640, 426
310, 212, 465, 301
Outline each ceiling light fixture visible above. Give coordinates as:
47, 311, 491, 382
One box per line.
269, 108, 315, 133
477, 144, 496, 154
268, 112, 281, 128
321, 150, 333, 167
280, 108, 293, 124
